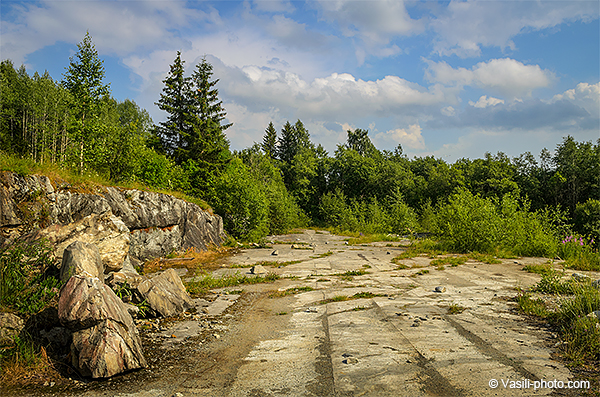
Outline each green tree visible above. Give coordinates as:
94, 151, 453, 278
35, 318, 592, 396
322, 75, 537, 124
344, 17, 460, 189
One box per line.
262, 121, 278, 159
155, 51, 193, 163
62, 32, 110, 173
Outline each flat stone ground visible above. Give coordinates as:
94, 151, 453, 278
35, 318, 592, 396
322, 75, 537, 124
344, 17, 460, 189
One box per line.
15, 230, 599, 397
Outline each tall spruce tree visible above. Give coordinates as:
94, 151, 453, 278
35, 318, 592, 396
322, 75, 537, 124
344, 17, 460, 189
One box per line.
62, 32, 110, 173
155, 51, 194, 163
262, 121, 277, 159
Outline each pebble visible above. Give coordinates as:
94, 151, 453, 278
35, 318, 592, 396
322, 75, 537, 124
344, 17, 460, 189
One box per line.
173, 393, 184, 397
343, 357, 359, 364
306, 307, 318, 313
271, 250, 279, 256
434, 286, 446, 293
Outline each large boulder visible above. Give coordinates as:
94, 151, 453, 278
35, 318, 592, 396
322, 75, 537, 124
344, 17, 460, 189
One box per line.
35, 212, 130, 274
58, 274, 146, 378
137, 269, 194, 317
60, 241, 104, 283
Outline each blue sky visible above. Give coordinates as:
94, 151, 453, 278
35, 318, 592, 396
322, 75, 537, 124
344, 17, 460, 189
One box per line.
2, 0, 599, 161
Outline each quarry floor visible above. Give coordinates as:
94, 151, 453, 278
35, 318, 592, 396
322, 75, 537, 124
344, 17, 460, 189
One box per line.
12, 230, 600, 397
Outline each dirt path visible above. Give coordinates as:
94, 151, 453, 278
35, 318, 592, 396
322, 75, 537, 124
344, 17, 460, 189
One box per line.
15, 230, 597, 397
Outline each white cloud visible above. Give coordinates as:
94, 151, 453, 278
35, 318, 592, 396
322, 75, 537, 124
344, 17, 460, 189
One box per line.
441, 106, 456, 116
430, 0, 599, 57
374, 124, 426, 150
425, 58, 554, 97
251, 0, 296, 14
549, 82, 600, 118
1, 0, 220, 64
469, 96, 505, 108
313, 0, 424, 63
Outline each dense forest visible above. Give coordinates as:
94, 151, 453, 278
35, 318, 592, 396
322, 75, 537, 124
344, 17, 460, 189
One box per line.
1, 34, 599, 253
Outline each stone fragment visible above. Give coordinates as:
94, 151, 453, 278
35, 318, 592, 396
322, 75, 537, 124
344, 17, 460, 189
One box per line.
588, 311, 600, 321
137, 269, 194, 318
250, 265, 268, 275
271, 250, 279, 256
58, 274, 146, 378
572, 273, 591, 282
434, 286, 446, 293
0, 313, 24, 345
343, 357, 359, 364
60, 241, 104, 283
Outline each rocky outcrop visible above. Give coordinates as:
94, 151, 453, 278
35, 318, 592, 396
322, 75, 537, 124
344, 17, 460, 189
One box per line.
58, 274, 147, 378
137, 269, 194, 317
0, 171, 225, 265
60, 241, 104, 283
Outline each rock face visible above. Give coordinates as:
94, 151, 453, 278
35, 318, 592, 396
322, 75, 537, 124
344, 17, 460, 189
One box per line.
58, 274, 147, 378
60, 241, 105, 283
137, 269, 194, 318
0, 171, 225, 264
0, 313, 24, 345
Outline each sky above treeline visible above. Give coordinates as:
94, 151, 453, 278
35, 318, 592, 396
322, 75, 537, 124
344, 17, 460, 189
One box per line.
2, 0, 599, 161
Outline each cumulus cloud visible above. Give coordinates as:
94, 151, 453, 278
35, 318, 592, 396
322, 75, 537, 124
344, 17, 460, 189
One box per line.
430, 0, 599, 57
469, 96, 505, 108
548, 82, 600, 119
218, 65, 448, 119
1, 1, 220, 64
374, 124, 426, 150
425, 58, 554, 97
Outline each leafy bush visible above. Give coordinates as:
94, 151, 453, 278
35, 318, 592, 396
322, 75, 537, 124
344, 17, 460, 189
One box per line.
213, 159, 269, 241
574, 199, 600, 244
0, 240, 61, 315
432, 189, 559, 256
558, 234, 600, 271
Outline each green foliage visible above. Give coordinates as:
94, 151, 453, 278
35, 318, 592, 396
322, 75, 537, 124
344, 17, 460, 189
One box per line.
516, 292, 550, 317
432, 189, 559, 256
185, 271, 279, 295
558, 235, 600, 271
213, 158, 268, 241
448, 303, 467, 314
523, 263, 555, 275
574, 199, 600, 242
0, 240, 61, 315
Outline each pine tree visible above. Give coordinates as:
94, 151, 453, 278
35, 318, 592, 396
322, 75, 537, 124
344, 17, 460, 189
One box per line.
262, 121, 277, 159
277, 121, 296, 164
155, 51, 194, 163
62, 32, 110, 173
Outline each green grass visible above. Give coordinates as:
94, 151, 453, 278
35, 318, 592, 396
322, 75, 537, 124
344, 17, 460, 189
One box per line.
336, 269, 370, 281
319, 291, 384, 304
516, 292, 550, 317
269, 286, 314, 298
230, 260, 303, 268
517, 271, 600, 366
523, 263, 555, 275
430, 257, 466, 267
414, 269, 429, 276
448, 303, 467, 314
185, 272, 280, 295
0, 153, 212, 211
310, 251, 334, 259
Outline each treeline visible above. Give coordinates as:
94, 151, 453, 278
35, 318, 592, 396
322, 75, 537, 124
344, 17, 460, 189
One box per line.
1, 33, 599, 246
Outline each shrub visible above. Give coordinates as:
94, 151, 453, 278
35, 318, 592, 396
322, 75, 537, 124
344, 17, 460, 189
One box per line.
574, 199, 600, 244
432, 189, 559, 256
0, 240, 61, 315
558, 235, 600, 271
213, 159, 269, 241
